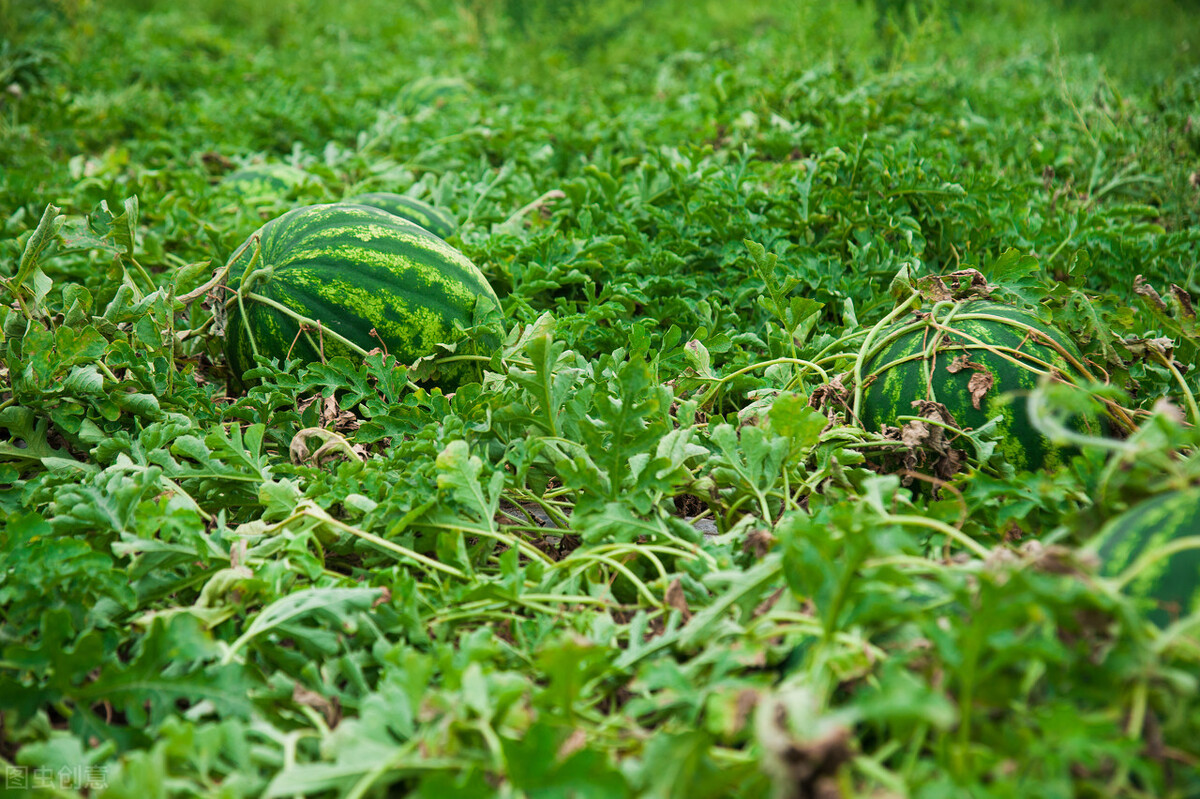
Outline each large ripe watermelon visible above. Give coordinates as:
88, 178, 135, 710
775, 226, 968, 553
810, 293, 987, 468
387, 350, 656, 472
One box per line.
859, 300, 1096, 472
344, 192, 456, 240
223, 203, 501, 387
1089, 488, 1200, 627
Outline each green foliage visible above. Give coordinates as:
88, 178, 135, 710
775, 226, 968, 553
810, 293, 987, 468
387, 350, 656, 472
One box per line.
2, 1, 1200, 797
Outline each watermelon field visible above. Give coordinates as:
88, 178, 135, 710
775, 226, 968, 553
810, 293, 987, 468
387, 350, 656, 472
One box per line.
4, 0, 1200, 795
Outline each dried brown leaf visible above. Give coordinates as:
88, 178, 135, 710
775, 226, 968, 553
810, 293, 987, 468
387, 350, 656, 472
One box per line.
771, 723, 853, 799
944, 353, 973, 374
933, 446, 965, 483
665, 579, 692, 622
734, 689, 760, 733
1133, 275, 1168, 311
879, 424, 903, 441
1170, 284, 1196, 319
201, 151, 235, 171
289, 434, 311, 464
318, 395, 361, 433
944, 268, 991, 294
744, 528, 777, 559
319, 395, 339, 426
917, 269, 992, 303
1018, 540, 1082, 576
1152, 397, 1186, 424
967, 370, 994, 410
557, 729, 588, 761
293, 683, 341, 728
1122, 335, 1179, 367
808, 374, 850, 410
290, 428, 364, 467
1149, 337, 1175, 357
900, 419, 930, 449
916, 275, 953, 303
753, 587, 786, 618
899, 402, 968, 485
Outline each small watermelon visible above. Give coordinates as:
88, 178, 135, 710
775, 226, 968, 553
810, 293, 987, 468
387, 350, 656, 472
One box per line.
344, 192, 456, 240
1089, 489, 1200, 627
220, 164, 312, 200
859, 300, 1096, 472
223, 203, 501, 387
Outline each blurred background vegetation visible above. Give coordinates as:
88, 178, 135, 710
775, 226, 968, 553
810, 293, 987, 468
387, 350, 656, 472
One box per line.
2, 0, 1198, 273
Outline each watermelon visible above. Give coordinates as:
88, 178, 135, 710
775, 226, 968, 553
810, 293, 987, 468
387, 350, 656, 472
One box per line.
859, 300, 1096, 472
344, 192, 456, 240
1089, 489, 1200, 627
223, 203, 501, 387
220, 164, 312, 200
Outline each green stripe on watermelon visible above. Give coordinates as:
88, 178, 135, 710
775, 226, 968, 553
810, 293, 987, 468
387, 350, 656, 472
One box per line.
344, 193, 456, 240
223, 203, 500, 389
1089, 488, 1200, 627
859, 300, 1095, 472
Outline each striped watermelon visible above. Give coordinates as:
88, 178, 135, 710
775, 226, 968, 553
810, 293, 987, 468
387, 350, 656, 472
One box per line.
859, 300, 1095, 472
223, 203, 501, 387
1089, 489, 1200, 627
220, 164, 312, 199
344, 193, 456, 240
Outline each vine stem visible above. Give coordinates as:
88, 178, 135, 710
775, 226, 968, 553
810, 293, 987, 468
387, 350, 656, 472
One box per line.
850, 291, 923, 419
1126, 678, 1148, 739
244, 292, 371, 357
127, 256, 158, 296
436, 353, 535, 369
1025, 385, 1133, 453
96, 361, 121, 384
696, 356, 830, 407
927, 310, 1098, 380
0, 275, 34, 320
1148, 347, 1200, 426
176, 314, 216, 342
584, 543, 669, 584
501, 188, 566, 227
416, 521, 555, 566
567, 550, 665, 608
312, 513, 467, 579
176, 257, 232, 305
506, 487, 573, 528
916, 301, 969, 406
884, 514, 992, 560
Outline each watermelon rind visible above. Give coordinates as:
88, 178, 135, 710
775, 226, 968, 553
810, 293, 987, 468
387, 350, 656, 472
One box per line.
859, 300, 1095, 472
344, 192, 456, 240
1088, 488, 1200, 628
223, 203, 501, 388
220, 164, 313, 200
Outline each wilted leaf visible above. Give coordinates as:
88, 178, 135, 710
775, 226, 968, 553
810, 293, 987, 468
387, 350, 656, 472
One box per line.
967, 370, 995, 410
